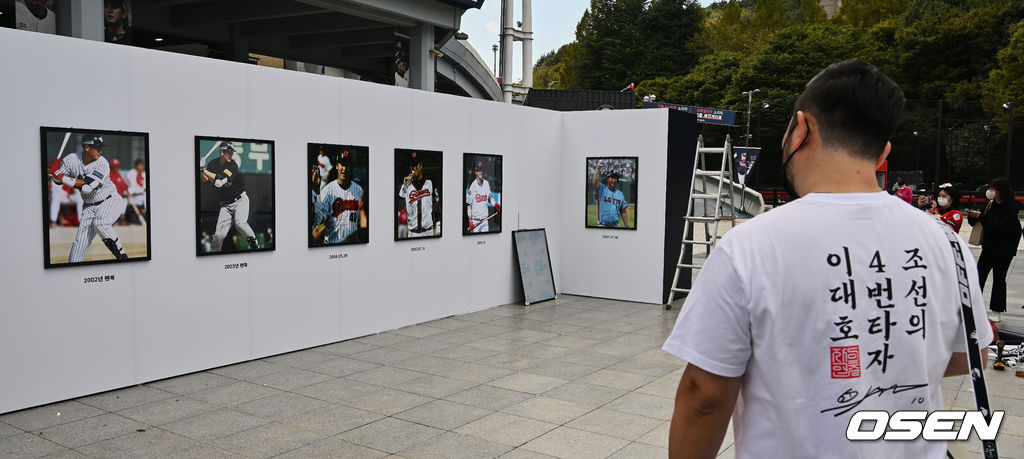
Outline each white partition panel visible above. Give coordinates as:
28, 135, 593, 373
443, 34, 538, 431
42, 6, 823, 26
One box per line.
0, 28, 679, 414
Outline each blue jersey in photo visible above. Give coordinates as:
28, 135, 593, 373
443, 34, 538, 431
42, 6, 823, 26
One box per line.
596, 183, 626, 226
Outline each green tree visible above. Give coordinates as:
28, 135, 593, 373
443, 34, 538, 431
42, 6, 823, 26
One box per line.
982, 20, 1024, 134
797, 0, 827, 24
699, 0, 754, 54
752, 0, 788, 34
836, 0, 910, 29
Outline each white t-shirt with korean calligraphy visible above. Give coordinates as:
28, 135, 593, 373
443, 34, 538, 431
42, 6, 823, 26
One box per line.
662, 191, 992, 459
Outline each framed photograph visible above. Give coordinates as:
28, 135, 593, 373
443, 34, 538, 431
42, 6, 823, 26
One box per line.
463, 153, 502, 236
512, 229, 556, 306
308, 143, 369, 247
586, 156, 638, 229
41, 127, 151, 268
395, 148, 442, 240
195, 136, 275, 256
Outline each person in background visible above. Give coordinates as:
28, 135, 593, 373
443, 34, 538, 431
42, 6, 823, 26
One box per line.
917, 183, 964, 232
967, 177, 1022, 323
896, 179, 914, 204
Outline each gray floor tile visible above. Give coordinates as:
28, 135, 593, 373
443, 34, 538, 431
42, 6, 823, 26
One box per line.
301, 356, 382, 377
524, 359, 600, 380
391, 374, 479, 399
499, 330, 561, 343
393, 325, 448, 338
513, 343, 575, 360
316, 340, 380, 356
455, 413, 558, 448
520, 426, 630, 459
351, 348, 422, 365
263, 350, 336, 368
637, 374, 682, 399
542, 381, 628, 408
604, 392, 675, 421
502, 396, 594, 425
499, 448, 559, 458
540, 335, 603, 351
556, 350, 626, 369
635, 421, 669, 447
633, 348, 686, 366
248, 367, 334, 391
395, 400, 492, 431
342, 387, 433, 416
75, 427, 198, 458
190, 381, 282, 407
276, 436, 388, 459
607, 358, 680, 378
209, 360, 288, 380
338, 418, 445, 454
0, 421, 21, 438
389, 338, 454, 354
446, 385, 534, 411
292, 378, 380, 404
0, 401, 105, 431
165, 443, 245, 458
38, 413, 145, 448
489, 354, 550, 372
566, 407, 663, 441
77, 386, 175, 412
487, 373, 568, 395
117, 396, 218, 426
38, 446, 88, 458
234, 392, 326, 420
279, 404, 383, 437
608, 441, 669, 459
347, 366, 428, 387
431, 330, 489, 345
212, 422, 322, 458
354, 332, 417, 347
391, 355, 466, 374
424, 317, 476, 330
146, 372, 237, 395
470, 337, 524, 353
399, 431, 512, 459
428, 345, 503, 362
442, 362, 515, 384
579, 369, 657, 391
0, 432, 67, 457
161, 408, 271, 441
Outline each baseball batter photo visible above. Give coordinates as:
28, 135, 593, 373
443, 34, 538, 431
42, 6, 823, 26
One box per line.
463, 153, 503, 235
195, 137, 275, 255
395, 148, 442, 240
586, 156, 638, 229
308, 143, 369, 246
40, 127, 151, 268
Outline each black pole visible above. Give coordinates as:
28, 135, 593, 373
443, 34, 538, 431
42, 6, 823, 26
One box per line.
1006, 104, 1015, 180
934, 100, 943, 185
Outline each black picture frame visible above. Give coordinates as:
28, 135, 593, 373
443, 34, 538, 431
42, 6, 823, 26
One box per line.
394, 148, 443, 240
194, 136, 276, 256
41, 127, 152, 269
308, 143, 370, 247
512, 228, 557, 306
585, 156, 638, 230
462, 153, 503, 236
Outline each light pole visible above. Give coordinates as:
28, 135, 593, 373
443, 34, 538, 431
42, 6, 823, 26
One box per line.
1005, 102, 1015, 179
492, 44, 499, 77
739, 89, 759, 211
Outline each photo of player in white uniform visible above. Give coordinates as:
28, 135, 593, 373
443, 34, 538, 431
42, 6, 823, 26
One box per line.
15, 0, 56, 35
309, 144, 369, 246
41, 128, 151, 268
463, 154, 503, 235
395, 149, 442, 240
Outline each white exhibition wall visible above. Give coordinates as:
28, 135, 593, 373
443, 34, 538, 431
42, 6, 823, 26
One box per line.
0, 28, 675, 414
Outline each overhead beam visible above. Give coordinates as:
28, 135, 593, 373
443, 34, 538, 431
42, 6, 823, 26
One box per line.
294, 0, 458, 30
290, 26, 395, 49
240, 12, 382, 37
338, 43, 394, 60
170, 0, 322, 27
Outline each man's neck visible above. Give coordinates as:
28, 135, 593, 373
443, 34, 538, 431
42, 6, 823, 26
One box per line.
799, 149, 882, 194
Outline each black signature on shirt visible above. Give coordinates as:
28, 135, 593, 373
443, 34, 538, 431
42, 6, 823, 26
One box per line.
820, 383, 928, 417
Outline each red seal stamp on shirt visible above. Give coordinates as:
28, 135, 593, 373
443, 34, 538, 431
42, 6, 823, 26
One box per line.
830, 346, 861, 379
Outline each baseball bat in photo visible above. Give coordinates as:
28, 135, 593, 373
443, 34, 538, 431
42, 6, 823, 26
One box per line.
56, 132, 71, 160
201, 141, 223, 165
128, 200, 147, 227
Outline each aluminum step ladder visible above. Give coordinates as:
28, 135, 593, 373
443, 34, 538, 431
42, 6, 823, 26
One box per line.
666, 135, 738, 310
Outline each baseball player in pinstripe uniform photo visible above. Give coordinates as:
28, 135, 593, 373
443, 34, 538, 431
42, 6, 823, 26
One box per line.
199, 143, 260, 251
311, 149, 366, 245
397, 151, 440, 238
47, 135, 128, 261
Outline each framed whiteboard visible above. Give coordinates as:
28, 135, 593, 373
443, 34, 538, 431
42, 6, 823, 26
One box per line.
513, 229, 556, 306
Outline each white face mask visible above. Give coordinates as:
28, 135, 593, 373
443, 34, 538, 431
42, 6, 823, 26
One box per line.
986, 190, 996, 200
937, 197, 949, 208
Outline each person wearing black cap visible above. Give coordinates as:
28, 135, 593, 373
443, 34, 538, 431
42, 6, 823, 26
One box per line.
103, 0, 132, 45
200, 143, 260, 251
46, 134, 128, 262
591, 162, 628, 228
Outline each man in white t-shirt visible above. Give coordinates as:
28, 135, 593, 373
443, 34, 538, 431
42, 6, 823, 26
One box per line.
662, 60, 992, 459
15, 0, 56, 34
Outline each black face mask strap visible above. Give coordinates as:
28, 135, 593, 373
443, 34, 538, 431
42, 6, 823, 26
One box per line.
781, 118, 806, 199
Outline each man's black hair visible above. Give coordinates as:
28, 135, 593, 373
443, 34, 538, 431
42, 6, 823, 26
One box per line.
795, 59, 905, 161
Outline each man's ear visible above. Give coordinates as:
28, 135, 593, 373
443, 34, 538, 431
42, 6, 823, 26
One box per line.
876, 141, 892, 169
788, 111, 810, 150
